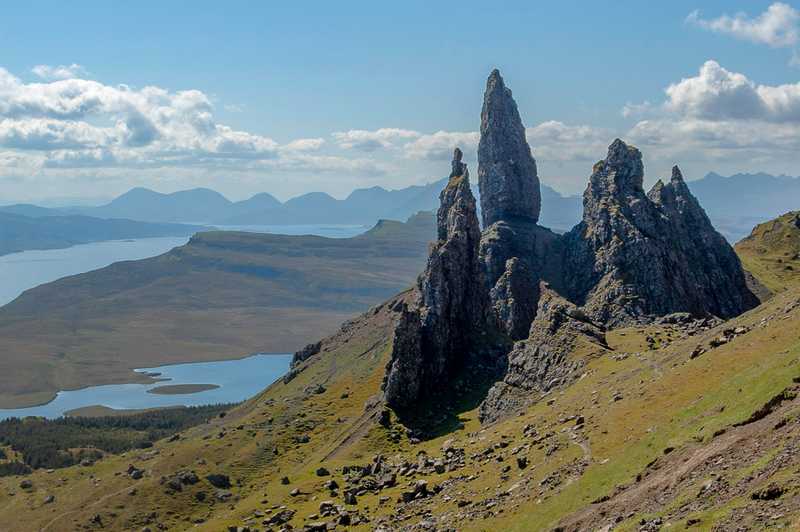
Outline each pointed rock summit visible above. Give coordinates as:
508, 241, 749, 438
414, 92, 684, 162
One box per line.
383, 149, 498, 410
379, 74, 757, 423
478, 69, 541, 226
476, 70, 560, 341
564, 139, 758, 326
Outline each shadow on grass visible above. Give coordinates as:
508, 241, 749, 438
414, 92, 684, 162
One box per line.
392, 359, 505, 440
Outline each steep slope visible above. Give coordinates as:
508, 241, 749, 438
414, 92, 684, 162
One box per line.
736, 211, 800, 293
3, 251, 798, 531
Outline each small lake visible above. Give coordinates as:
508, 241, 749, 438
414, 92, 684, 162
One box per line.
0, 354, 292, 420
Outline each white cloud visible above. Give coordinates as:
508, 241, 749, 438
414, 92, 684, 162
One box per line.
663, 60, 800, 122
622, 60, 800, 177
525, 121, 612, 163
687, 3, 800, 48
629, 118, 800, 158
31, 64, 87, 80
403, 130, 479, 161
0, 118, 117, 151
621, 101, 654, 118
0, 66, 376, 179
281, 137, 326, 152
332, 128, 420, 151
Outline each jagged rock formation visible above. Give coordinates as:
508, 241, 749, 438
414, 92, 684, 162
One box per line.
480, 283, 608, 424
383, 72, 757, 424
477, 69, 559, 340
562, 139, 758, 327
480, 221, 562, 339
383, 149, 496, 410
478, 69, 541, 227
489, 257, 538, 341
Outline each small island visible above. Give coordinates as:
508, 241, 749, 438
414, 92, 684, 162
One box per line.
146, 383, 220, 395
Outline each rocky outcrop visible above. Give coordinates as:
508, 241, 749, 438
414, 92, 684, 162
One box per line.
383, 149, 494, 410
489, 258, 538, 341
562, 139, 758, 326
480, 220, 562, 338
480, 283, 608, 423
478, 69, 541, 227
477, 69, 559, 339
382, 74, 757, 423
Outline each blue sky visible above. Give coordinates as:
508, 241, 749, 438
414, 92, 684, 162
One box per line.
1, 1, 799, 202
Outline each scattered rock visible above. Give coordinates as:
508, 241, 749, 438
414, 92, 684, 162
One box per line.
206, 474, 231, 489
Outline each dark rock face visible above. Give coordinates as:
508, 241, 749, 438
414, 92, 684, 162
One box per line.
478, 69, 541, 227
480, 284, 608, 424
479, 220, 562, 339
291, 341, 321, 367
489, 257, 538, 341
477, 70, 558, 339
383, 149, 492, 410
379, 72, 758, 424
563, 139, 758, 327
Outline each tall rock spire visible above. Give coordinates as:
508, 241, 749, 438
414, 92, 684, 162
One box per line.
383, 148, 496, 411
478, 69, 541, 226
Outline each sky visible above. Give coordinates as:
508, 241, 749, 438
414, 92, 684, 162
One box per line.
1, 0, 799, 203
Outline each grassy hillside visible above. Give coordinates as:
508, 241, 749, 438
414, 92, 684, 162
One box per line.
2, 270, 798, 529
0, 213, 434, 409
2, 212, 799, 530
735, 211, 800, 293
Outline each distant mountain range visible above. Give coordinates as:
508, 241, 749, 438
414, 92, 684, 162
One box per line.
6, 180, 582, 232
4, 171, 798, 242
0, 212, 205, 257
686, 172, 800, 241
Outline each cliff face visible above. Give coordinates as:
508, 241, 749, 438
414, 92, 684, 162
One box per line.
477, 69, 560, 341
478, 69, 541, 227
563, 140, 758, 326
383, 71, 758, 423
383, 149, 496, 410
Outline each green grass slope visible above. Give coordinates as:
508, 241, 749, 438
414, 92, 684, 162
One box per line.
2, 283, 799, 530
736, 211, 800, 293
3, 213, 800, 530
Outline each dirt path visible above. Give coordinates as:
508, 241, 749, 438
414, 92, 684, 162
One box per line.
39, 481, 137, 532
558, 388, 800, 530
322, 406, 381, 461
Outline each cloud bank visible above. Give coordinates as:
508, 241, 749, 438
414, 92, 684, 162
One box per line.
687, 2, 799, 48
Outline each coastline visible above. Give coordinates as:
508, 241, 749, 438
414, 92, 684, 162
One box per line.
0, 352, 291, 411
